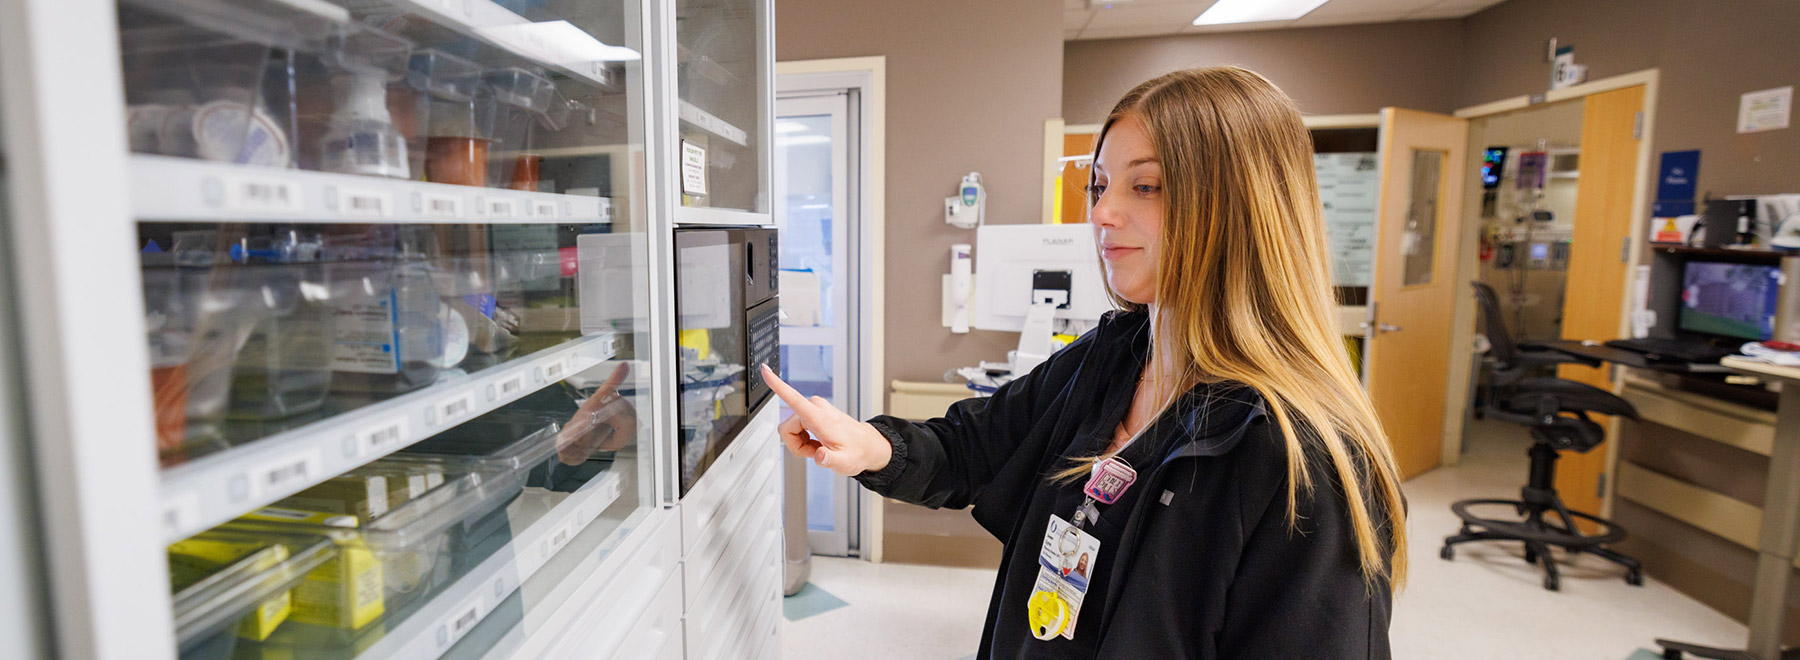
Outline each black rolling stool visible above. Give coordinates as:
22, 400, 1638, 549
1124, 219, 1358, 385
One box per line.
1440, 282, 1645, 592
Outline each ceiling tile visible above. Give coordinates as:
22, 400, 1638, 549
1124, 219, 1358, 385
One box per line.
1074, 24, 1190, 40
1085, 3, 1214, 30
1303, 0, 1429, 18
1290, 9, 1409, 26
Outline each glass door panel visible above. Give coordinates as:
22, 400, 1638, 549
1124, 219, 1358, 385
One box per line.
675, 0, 767, 213
120, 0, 662, 657
775, 94, 854, 556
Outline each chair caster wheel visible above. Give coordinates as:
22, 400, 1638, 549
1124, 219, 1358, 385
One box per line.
1440, 546, 1454, 561
1626, 570, 1644, 586
1524, 549, 1538, 564
1543, 574, 1560, 591
1661, 649, 1682, 660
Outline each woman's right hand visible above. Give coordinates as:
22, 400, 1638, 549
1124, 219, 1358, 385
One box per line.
760, 364, 892, 477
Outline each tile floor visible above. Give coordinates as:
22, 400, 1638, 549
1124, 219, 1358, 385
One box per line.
782, 420, 1749, 660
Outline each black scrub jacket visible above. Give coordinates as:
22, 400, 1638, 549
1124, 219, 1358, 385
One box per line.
857, 310, 1393, 659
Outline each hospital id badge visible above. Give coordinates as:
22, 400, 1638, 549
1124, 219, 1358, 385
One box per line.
1027, 514, 1101, 641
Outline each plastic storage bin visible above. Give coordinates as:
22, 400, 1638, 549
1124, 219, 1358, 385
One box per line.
169, 529, 334, 660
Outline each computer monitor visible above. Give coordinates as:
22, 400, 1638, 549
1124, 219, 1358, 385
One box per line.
972, 223, 1111, 331
972, 224, 1111, 374
1678, 260, 1779, 341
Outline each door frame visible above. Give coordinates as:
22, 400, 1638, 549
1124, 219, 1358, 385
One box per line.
1441, 70, 1660, 518
775, 56, 887, 561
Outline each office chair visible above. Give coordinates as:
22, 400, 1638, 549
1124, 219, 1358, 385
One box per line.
1440, 282, 1645, 592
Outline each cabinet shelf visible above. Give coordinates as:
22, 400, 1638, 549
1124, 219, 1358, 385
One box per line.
158, 331, 618, 543
337, 0, 623, 91
131, 156, 612, 225
678, 100, 749, 147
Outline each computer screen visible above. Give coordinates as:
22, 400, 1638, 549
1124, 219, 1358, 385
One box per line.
972, 224, 1110, 332
1678, 260, 1780, 341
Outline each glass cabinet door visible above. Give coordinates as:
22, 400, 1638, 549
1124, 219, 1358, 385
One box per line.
674, 0, 769, 214
116, 0, 663, 657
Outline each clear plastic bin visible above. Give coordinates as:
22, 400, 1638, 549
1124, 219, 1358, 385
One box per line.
406, 49, 489, 187
118, 10, 297, 168
316, 24, 415, 179
219, 454, 527, 646
169, 529, 334, 660
226, 233, 334, 420
319, 226, 445, 394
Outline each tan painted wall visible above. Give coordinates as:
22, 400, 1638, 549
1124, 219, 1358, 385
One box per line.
776, 0, 1065, 387
1458, 0, 1800, 197
1062, 20, 1466, 124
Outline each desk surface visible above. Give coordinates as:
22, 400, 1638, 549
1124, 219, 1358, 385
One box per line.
1722, 356, 1800, 382
1537, 340, 1735, 373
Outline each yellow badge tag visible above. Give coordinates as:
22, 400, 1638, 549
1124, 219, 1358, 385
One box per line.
1027, 589, 1069, 641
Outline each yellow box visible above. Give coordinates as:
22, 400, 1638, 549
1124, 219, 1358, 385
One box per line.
167, 538, 293, 640
287, 529, 385, 630
280, 475, 389, 522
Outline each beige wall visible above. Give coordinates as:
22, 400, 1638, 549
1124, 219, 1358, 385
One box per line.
776, 0, 1065, 387
1459, 0, 1800, 197
1062, 20, 1465, 124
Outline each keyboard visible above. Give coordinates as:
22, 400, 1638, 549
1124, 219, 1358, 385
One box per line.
1604, 337, 1737, 364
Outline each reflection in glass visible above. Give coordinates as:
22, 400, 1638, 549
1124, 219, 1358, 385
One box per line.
1402, 149, 1444, 287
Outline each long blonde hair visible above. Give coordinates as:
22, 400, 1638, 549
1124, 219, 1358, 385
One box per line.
1078, 67, 1407, 589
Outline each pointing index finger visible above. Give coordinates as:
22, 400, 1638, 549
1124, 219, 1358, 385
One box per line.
760, 364, 817, 416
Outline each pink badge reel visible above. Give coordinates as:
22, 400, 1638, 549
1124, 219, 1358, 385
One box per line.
1083, 457, 1138, 505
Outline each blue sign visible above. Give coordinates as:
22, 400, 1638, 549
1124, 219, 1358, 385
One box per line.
1655, 150, 1701, 215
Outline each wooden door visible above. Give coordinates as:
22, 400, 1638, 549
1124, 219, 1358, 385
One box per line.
1367, 108, 1469, 479
1555, 85, 1646, 518
1059, 132, 1096, 224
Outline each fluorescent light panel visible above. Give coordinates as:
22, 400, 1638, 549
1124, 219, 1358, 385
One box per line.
1193, 0, 1331, 25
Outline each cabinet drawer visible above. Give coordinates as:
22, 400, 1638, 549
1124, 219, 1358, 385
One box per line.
689, 488, 780, 616
688, 527, 783, 660
608, 569, 684, 660
540, 514, 682, 660
685, 457, 781, 604
683, 408, 780, 554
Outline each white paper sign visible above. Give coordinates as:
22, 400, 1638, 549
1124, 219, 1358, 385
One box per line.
1738, 86, 1792, 134
1315, 153, 1381, 287
681, 140, 708, 195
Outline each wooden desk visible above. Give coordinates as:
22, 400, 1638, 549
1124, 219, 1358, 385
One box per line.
1659, 357, 1800, 660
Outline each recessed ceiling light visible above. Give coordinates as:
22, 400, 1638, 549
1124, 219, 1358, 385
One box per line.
1193, 0, 1330, 25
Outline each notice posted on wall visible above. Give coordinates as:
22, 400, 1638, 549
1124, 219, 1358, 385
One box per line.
1738, 85, 1792, 134
1315, 153, 1381, 287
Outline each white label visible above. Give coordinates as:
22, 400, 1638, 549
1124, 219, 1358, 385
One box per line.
437, 391, 476, 424
341, 188, 394, 218
408, 474, 428, 498
162, 493, 201, 538
425, 471, 444, 489
497, 372, 526, 398
331, 293, 403, 374
248, 450, 325, 499
357, 417, 411, 457
681, 140, 708, 195
224, 176, 303, 214
485, 197, 517, 218
441, 596, 487, 649
542, 358, 567, 382
534, 200, 557, 219
424, 193, 465, 218
541, 517, 579, 561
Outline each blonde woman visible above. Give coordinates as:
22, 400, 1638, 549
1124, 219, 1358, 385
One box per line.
761, 66, 1406, 659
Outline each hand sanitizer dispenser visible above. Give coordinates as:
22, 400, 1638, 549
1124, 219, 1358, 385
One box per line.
946, 172, 984, 229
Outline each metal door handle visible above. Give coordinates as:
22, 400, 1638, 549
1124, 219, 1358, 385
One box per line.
1378, 323, 1402, 333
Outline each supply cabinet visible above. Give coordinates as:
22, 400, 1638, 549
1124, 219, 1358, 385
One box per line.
0, 0, 778, 658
